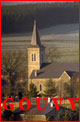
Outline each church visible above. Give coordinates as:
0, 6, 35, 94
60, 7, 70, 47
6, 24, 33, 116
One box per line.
27, 20, 79, 94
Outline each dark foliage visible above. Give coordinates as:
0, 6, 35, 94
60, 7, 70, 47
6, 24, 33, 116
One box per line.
4, 105, 13, 121
1, 2, 79, 34
44, 79, 56, 97
18, 91, 23, 100
29, 83, 38, 97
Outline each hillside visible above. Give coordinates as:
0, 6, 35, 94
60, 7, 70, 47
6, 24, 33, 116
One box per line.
1, 2, 79, 34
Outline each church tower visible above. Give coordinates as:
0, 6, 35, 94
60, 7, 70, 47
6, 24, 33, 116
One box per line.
27, 20, 45, 90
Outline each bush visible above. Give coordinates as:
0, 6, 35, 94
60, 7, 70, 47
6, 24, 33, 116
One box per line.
29, 83, 38, 97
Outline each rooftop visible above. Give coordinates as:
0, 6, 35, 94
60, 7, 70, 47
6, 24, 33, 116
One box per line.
30, 62, 79, 79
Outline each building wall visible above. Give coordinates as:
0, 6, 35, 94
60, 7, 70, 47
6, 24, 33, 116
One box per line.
60, 71, 71, 82
27, 48, 41, 79
27, 46, 71, 92
27, 47, 45, 90
23, 115, 46, 121
31, 72, 71, 93
31, 78, 60, 93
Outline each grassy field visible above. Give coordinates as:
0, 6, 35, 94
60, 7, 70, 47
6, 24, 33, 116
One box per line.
1, 23, 79, 63
1, 37, 79, 63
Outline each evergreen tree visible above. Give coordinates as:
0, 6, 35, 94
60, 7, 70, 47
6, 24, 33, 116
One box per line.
29, 83, 38, 97
44, 79, 56, 97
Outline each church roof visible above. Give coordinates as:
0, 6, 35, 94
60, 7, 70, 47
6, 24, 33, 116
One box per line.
31, 20, 41, 46
30, 62, 79, 79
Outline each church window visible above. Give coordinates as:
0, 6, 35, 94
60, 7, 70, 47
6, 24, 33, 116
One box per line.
32, 54, 34, 61
32, 54, 36, 61
40, 84, 42, 91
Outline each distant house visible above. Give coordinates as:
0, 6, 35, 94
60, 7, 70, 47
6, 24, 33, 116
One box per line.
27, 20, 79, 93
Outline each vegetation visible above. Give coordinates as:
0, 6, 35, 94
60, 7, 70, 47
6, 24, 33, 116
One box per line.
63, 74, 79, 98
44, 79, 56, 97
29, 83, 38, 97
71, 110, 79, 121
4, 105, 13, 121
1, 2, 79, 34
62, 102, 79, 110
43, 73, 79, 99
46, 47, 60, 62
56, 74, 79, 98
1, 2, 79, 121
57, 80, 64, 98
1, 50, 28, 96
57, 111, 62, 121
64, 110, 70, 121
1, 39, 79, 63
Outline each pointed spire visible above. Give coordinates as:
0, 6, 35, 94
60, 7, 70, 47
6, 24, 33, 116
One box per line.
31, 19, 41, 46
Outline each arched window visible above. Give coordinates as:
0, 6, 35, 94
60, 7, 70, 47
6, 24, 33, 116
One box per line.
32, 54, 36, 61
40, 84, 42, 91
32, 54, 34, 61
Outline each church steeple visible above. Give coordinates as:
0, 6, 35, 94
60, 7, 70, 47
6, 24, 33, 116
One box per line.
31, 19, 41, 46
27, 19, 45, 83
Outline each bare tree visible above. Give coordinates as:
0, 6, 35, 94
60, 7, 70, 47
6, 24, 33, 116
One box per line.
1, 50, 28, 95
63, 74, 79, 98
45, 46, 60, 63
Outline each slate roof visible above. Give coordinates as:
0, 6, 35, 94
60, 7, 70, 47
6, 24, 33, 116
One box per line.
25, 105, 75, 116
14, 104, 76, 116
14, 104, 54, 115
30, 62, 79, 79
25, 104, 54, 115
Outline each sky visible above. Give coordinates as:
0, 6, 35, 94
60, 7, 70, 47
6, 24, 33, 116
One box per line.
1, 1, 73, 6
